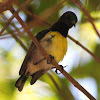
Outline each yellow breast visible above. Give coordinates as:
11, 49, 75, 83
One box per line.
44, 31, 67, 63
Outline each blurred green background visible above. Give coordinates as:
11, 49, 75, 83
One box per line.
0, 0, 100, 100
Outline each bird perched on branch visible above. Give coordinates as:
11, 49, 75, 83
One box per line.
15, 11, 78, 91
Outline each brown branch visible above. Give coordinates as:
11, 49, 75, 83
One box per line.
0, 13, 28, 52
72, 0, 100, 38
0, 33, 22, 39
52, 61, 96, 100
68, 35, 100, 63
0, 0, 32, 36
0, 27, 24, 37
38, 0, 66, 20
0, 0, 14, 13
14, 1, 51, 27
10, 31, 28, 52
9, 5, 96, 100
47, 73, 60, 91
0, 29, 27, 52
9, 6, 50, 59
0, 35, 12, 39
14, 0, 66, 28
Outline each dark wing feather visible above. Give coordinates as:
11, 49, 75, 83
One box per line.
19, 29, 50, 75
36, 29, 50, 41
30, 70, 44, 85
19, 42, 35, 75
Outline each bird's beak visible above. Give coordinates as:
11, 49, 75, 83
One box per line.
73, 21, 76, 27
74, 24, 76, 27
72, 20, 76, 27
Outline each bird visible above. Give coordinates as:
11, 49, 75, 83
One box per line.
15, 11, 78, 91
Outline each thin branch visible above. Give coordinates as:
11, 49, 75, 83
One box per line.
0, 0, 14, 13
0, 26, 23, 37
38, 0, 66, 20
47, 73, 60, 91
10, 31, 28, 51
0, 35, 12, 39
9, 6, 50, 59
14, 0, 66, 28
52, 60, 96, 100
10, 5, 96, 100
0, 0, 32, 36
68, 35, 100, 63
0, 13, 28, 51
14, 1, 51, 27
72, 0, 100, 38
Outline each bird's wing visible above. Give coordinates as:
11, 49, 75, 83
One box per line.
19, 29, 50, 75
30, 70, 45, 85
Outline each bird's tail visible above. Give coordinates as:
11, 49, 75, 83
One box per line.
15, 73, 29, 91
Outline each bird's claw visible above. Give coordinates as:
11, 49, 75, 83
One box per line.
55, 65, 67, 74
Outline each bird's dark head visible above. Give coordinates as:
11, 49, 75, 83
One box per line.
50, 11, 78, 37
59, 11, 78, 28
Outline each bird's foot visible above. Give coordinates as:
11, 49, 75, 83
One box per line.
47, 55, 54, 64
33, 55, 54, 65
55, 65, 67, 74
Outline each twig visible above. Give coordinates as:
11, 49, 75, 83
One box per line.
0, 0, 13, 13
52, 60, 96, 100
10, 5, 96, 100
0, 27, 23, 37
0, 13, 27, 51
72, 0, 100, 38
14, 0, 66, 28
9, 6, 50, 60
47, 73, 60, 91
68, 35, 100, 63
0, 35, 12, 39
0, 0, 32, 36
10, 31, 28, 52
14, 1, 51, 27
